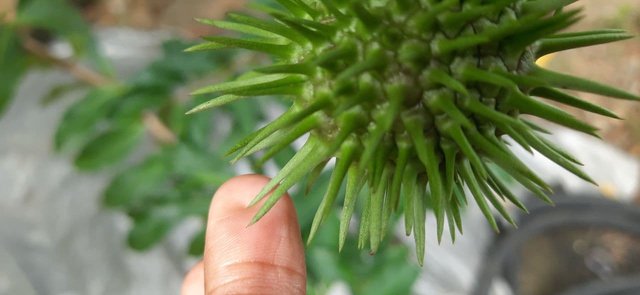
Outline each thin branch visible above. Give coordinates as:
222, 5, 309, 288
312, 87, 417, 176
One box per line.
21, 35, 178, 145
21, 36, 113, 86
143, 111, 178, 145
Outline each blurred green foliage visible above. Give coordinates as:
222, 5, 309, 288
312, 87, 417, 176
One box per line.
0, 23, 29, 114
0, 0, 420, 293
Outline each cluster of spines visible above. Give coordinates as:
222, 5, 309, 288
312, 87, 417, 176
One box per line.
187, 0, 637, 264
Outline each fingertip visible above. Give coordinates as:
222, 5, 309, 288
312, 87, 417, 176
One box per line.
208, 174, 271, 215
208, 174, 298, 229
204, 174, 306, 295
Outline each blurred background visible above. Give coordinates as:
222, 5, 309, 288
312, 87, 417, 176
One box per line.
0, 0, 639, 294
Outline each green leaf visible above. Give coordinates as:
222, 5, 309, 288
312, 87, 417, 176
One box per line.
247, 1, 288, 15
423, 69, 470, 98
40, 81, 86, 106
547, 29, 628, 39
359, 247, 420, 295
224, 98, 265, 134
506, 92, 599, 136
171, 144, 233, 186
385, 135, 411, 229
335, 48, 387, 81
438, 120, 488, 179
187, 36, 295, 57
403, 112, 445, 241
226, 12, 307, 45
254, 62, 314, 75
294, 171, 332, 231
254, 115, 320, 165
0, 25, 29, 116
307, 247, 344, 284
196, 19, 284, 40
227, 96, 330, 158
530, 66, 640, 100
487, 167, 528, 213
250, 139, 333, 224
16, 0, 88, 34
437, 0, 513, 28
74, 123, 144, 170
110, 89, 172, 122
412, 178, 427, 266
369, 165, 390, 253
517, 128, 596, 184
477, 175, 517, 227
402, 165, 418, 237
504, 9, 581, 51
531, 87, 620, 119
270, 15, 328, 45
459, 160, 499, 232
134, 39, 232, 88
17, 0, 87, 43
357, 193, 371, 250
271, 12, 335, 36
433, 34, 490, 56
181, 106, 215, 149
16, 0, 112, 75
304, 158, 330, 195
468, 130, 550, 192
104, 155, 169, 208
537, 30, 633, 57
273, 0, 310, 18
188, 228, 206, 256
190, 73, 307, 96
178, 197, 215, 217
127, 205, 181, 251
318, 0, 346, 21
338, 164, 363, 251
186, 95, 243, 114
54, 87, 120, 151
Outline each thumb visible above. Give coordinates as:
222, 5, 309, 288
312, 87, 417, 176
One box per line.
203, 174, 306, 295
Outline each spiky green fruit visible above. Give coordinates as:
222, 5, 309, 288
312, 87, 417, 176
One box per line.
188, 0, 638, 264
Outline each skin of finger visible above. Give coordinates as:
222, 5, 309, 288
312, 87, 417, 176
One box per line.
181, 261, 204, 295
204, 174, 306, 295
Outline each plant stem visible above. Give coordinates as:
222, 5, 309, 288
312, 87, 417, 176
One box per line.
20, 34, 178, 145
21, 35, 113, 86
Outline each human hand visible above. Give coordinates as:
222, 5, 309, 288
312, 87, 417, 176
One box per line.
181, 175, 307, 295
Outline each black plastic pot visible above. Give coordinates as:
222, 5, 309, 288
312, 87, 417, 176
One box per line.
472, 193, 640, 295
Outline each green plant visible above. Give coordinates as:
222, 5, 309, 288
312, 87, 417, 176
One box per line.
188, 0, 638, 264
0, 0, 110, 115
1, 1, 421, 292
